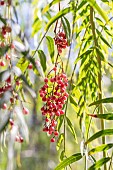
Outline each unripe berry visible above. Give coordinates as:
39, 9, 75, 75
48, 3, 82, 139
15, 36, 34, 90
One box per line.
15, 135, 20, 142
35, 60, 40, 66
2, 103, 7, 109
23, 107, 29, 115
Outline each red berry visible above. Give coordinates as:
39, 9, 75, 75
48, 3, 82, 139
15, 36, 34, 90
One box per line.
45, 117, 49, 122
55, 111, 60, 116
40, 93, 45, 98
43, 127, 49, 132
1, 1, 4, 5
23, 107, 29, 115
20, 136, 24, 143
16, 80, 20, 86
54, 131, 59, 136
5, 54, 11, 60
50, 78, 54, 83
2, 103, 7, 109
44, 78, 48, 83
0, 61, 5, 66
60, 110, 65, 115
48, 131, 53, 135
6, 76, 11, 83
10, 97, 14, 103
49, 126, 55, 132
51, 120, 57, 126
53, 67, 57, 71
50, 138, 55, 142
28, 63, 33, 69
42, 96, 47, 102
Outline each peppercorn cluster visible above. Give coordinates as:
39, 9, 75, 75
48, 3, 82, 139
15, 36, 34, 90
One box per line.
39, 65, 68, 142
54, 32, 68, 54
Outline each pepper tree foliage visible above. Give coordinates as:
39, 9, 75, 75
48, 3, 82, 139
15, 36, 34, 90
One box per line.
1, 0, 113, 169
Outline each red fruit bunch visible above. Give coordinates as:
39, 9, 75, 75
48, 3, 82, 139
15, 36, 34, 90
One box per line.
54, 32, 68, 54
39, 65, 69, 142
1, 25, 12, 36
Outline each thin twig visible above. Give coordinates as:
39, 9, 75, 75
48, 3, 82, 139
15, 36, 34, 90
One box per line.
65, 0, 78, 73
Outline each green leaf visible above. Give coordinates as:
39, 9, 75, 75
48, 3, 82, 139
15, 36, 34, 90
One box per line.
89, 143, 113, 155
88, 113, 113, 120
46, 36, 54, 63
86, 129, 113, 144
74, 49, 93, 64
0, 46, 9, 56
32, 17, 42, 36
38, 50, 46, 72
60, 150, 65, 161
55, 153, 82, 170
100, 35, 111, 48
45, 7, 73, 31
96, 29, 111, 48
77, 0, 88, 10
66, 117, 77, 143
70, 95, 78, 107
16, 57, 29, 73
57, 115, 64, 131
88, 157, 110, 170
56, 133, 64, 151
96, 48, 105, 61
89, 97, 113, 106
19, 74, 32, 88
62, 16, 71, 45
42, 0, 63, 14
0, 15, 6, 24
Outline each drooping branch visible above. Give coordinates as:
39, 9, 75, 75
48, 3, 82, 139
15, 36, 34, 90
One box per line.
90, 6, 106, 170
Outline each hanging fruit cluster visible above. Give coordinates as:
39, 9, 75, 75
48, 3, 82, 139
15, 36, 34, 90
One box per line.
40, 24, 69, 142
39, 64, 68, 142
54, 32, 68, 54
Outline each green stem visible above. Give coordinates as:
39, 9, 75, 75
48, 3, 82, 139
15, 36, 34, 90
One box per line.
90, 6, 106, 170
